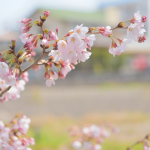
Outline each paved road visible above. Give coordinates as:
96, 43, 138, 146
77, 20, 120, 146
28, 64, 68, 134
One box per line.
0, 83, 150, 121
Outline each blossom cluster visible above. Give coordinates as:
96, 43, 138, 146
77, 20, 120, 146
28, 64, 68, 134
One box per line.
0, 114, 35, 150
69, 124, 119, 150
0, 62, 28, 103
0, 10, 147, 101
108, 11, 147, 57
45, 24, 96, 87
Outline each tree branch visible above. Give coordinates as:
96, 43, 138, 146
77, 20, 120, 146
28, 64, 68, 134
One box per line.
127, 134, 150, 150
0, 86, 11, 98
0, 50, 51, 98
19, 50, 50, 76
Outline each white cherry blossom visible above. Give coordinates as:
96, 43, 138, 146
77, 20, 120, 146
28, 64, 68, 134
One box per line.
67, 33, 83, 48
0, 62, 9, 77
19, 33, 30, 43
74, 24, 88, 39
57, 40, 68, 53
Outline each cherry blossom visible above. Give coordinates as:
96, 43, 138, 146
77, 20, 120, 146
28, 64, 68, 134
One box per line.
0, 114, 34, 150
48, 31, 58, 41
69, 124, 118, 150
5, 74, 16, 86
127, 23, 146, 41
78, 49, 92, 62
130, 11, 142, 24
46, 71, 58, 87
0, 62, 9, 78
20, 33, 30, 43
57, 40, 68, 53
99, 26, 112, 37
74, 24, 88, 39
42, 39, 49, 46
67, 33, 83, 48
0, 10, 147, 101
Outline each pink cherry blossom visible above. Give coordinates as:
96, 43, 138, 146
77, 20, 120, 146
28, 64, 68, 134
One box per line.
127, 23, 146, 41
99, 26, 112, 37
57, 40, 68, 53
0, 121, 4, 130
0, 78, 7, 89
48, 50, 62, 61
67, 33, 83, 48
62, 49, 78, 64
74, 24, 88, 39
46, 71, 58, 87
48, 31, 58, 41
19, 33, 30, 43
0, 62, 9, 78
42, 39, 49, 46
78, 49, 92, 62
46, 78, 55, 87
94, 144, 102, 150
21, 72, 29, 82
60, 60, 72, 75
72, 141, 82, 150
82, 34, 96, 50
16, 80, 26, 91
5, 74, 16, 86
130, 11, 142, 24
58, 71, 66, 79
0, 115, 34, 150
19, 18, 33, 33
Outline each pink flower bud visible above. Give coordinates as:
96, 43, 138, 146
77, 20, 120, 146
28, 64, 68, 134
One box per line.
28, 137, 35, 145
142, 16, 147, 22
22, 138, 29, 146
138, 36, 146, 43
56, 27, 58, 35
31, 51, 36, 57
0, 57, 5, 62
58, 71, 66, 79
44, 11, 50, 17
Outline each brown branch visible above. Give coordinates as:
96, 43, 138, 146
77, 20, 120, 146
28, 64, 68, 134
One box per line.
0, 17, 49, 98
0, 50, 51, 98
0, 86, 11, 97
111, 26, 128, 30
86, 26, 128, 35
19, 50, 50, 77
86, 31, 100, 34
127, 134, 150, 150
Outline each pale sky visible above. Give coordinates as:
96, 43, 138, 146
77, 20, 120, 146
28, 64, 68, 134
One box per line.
0, 0, 135, 32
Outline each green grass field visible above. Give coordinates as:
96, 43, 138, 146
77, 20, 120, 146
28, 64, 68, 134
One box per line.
27, 112, 150, 150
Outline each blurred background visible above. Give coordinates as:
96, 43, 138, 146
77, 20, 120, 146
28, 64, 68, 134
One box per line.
0, 0, 150, 150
